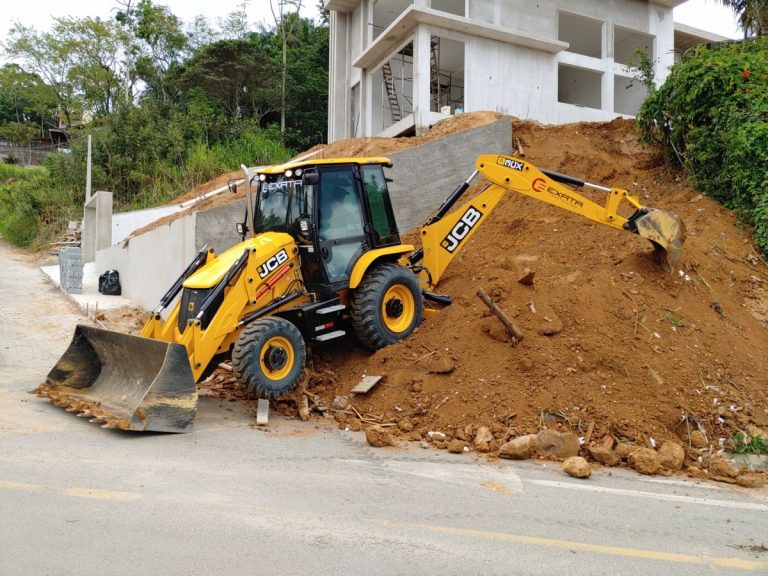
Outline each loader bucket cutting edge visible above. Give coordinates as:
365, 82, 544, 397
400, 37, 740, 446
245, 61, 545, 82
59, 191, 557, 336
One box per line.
32, 324, 197, 433
632, 209, 687, 266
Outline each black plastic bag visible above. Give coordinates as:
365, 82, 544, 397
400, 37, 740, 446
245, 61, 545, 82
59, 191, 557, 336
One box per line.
98, 269, 121, 296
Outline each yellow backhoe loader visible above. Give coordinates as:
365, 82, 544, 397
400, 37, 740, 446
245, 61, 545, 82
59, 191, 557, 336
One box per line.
34, 154, 685, 432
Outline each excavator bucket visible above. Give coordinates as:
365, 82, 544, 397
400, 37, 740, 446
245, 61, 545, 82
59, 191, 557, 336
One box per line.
32, 325, 197, 433
632, 208, 687, 265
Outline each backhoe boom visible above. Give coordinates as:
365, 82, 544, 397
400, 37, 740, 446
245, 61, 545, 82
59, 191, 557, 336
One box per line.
413, 154, 685, 290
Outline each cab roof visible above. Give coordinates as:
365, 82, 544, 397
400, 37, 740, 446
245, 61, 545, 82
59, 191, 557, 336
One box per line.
257, 156, 392, 175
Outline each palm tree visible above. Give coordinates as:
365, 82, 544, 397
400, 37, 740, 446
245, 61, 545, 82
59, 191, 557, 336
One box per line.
719, 0, 768, 37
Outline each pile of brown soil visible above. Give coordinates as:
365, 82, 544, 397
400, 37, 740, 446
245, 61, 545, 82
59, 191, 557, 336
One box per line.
301, 117, 768, 461
111, 112, 767, 471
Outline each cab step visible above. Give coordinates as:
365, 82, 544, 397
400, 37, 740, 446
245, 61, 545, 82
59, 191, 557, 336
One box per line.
314, 330, 346, 342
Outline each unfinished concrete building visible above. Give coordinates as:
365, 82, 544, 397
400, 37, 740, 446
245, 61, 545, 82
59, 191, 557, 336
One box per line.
325, 0, 726, 140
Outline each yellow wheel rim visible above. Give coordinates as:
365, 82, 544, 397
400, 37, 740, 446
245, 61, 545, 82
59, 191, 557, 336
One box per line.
381, 284, 415, 334
259, 336, 294, 381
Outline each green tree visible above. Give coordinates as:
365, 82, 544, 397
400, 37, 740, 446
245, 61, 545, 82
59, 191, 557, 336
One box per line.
116, 0, 188, 103
719, 0, 768, 37
174, 39, 279, 122
4, 17, 123, 121
637, 38, 768, 254
0, 64, 56, 136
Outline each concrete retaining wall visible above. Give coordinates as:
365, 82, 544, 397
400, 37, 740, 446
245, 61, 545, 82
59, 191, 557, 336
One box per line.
386, 117, 512, 232
96, 212, 197, 311
112, 205, 182, 245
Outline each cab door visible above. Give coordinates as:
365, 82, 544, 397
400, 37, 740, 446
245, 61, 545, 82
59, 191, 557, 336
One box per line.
315, 165, 367, 285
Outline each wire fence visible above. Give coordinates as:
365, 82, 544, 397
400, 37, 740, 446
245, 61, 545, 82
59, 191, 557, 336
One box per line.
0, 142, 69, 166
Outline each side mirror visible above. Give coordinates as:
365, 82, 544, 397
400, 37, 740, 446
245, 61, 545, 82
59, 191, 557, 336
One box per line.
236, 222, 246, 235
298, 217, 311, 234
302, 172, 319, 186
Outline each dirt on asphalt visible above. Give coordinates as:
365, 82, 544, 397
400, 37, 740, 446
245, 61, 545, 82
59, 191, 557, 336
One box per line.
94, 113, 767, 477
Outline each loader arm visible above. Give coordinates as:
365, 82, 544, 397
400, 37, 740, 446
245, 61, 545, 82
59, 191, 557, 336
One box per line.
414, 154, 685, 290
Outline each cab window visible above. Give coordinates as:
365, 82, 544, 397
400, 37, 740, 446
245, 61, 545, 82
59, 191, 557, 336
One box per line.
361, 165, 399, 246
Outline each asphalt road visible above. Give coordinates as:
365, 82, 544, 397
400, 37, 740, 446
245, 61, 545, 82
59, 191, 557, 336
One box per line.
1, 242, 767, 576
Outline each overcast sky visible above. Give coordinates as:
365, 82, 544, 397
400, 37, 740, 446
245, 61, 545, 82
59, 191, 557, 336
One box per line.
0, 0, 742, 46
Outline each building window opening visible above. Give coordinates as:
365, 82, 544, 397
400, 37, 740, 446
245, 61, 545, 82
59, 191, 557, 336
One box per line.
430, 36, 465, 114
614, 26, 655, 66
558, 64, 602, 110
558, 11, 603, 58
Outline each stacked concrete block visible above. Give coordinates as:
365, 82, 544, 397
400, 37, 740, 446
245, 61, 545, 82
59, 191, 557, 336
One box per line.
59, 246, 84, 294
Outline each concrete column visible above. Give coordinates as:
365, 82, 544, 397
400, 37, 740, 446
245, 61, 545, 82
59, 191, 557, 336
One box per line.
328, 11, 350, 142
82, 191, 113, 263
412, 24, 432, 134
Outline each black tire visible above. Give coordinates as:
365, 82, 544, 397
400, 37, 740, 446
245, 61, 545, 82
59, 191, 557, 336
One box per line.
350, 262, 424, 350
232, 316, 306, 398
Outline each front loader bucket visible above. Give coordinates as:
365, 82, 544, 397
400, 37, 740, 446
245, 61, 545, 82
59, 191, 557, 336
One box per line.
632, 208, 687, 266
32, 325, 197, 433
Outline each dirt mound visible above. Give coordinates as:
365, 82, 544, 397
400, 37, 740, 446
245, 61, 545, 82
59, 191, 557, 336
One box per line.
299, 111, 504, 159
301, 117, 768, 460
115, 112, 767, 469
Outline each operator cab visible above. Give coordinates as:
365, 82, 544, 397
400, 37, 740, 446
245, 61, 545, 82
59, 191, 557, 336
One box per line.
244, 158, 400, 295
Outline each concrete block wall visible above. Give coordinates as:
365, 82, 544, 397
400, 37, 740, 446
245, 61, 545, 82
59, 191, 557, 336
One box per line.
386, 117, 512, 232
58, 246, 83, 294
195, 200, 247, 256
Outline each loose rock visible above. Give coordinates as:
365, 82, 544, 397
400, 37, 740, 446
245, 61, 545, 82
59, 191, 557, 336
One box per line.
615, 442, 640, 460
498, 434, 538, 459
688, 430, 708, 449
398, 417, 414, 433
474, 426, 494, 446
736, 473, 766, 488
562, 456, 591, 478
657, 441, 685, 471
709, 455, 740, 479
536, 429, 580, 460
588, 446, 621, 466
365, 426, 395, 448
447, 439, 466, 454
475, 441, 491, 453
627, 447, 661, 475
426, 357, 455, 374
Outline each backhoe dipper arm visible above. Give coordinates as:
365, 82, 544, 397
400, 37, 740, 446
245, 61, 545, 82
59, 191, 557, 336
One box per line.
415, 154, 654, 290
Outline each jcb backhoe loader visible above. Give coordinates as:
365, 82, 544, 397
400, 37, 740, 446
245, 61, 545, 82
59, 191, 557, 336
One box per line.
34, 155, 685, 432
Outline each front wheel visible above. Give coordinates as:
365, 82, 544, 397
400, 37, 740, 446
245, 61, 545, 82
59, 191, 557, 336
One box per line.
232, 317, 306, 398
350, 262, 424, 350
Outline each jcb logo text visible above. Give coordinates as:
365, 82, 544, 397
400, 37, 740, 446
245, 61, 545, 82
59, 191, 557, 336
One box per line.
441, 207, 483, 253
258, 249, 289, 279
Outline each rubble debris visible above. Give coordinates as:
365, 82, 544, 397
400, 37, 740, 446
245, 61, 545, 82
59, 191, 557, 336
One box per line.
498, 435, 538, 459
657, 441, 685, 471
627, 447, 662, 475
350, 375, 383, 395
562, 456, 591, 478
365, 426, 395, 448
256, 399, 269, 426
588, 446, 621, 466
536, 429, 580, 460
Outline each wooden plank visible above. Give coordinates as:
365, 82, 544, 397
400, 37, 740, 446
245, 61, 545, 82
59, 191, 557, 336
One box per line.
256, 398, 269, 425
350, 375, 383, 395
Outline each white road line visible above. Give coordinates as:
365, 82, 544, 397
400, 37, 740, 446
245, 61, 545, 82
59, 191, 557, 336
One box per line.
529, 479, 768, 511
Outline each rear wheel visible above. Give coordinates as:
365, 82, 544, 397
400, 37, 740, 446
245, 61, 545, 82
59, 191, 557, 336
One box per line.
350, 262, 424, 350
232, 317, 306, 398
